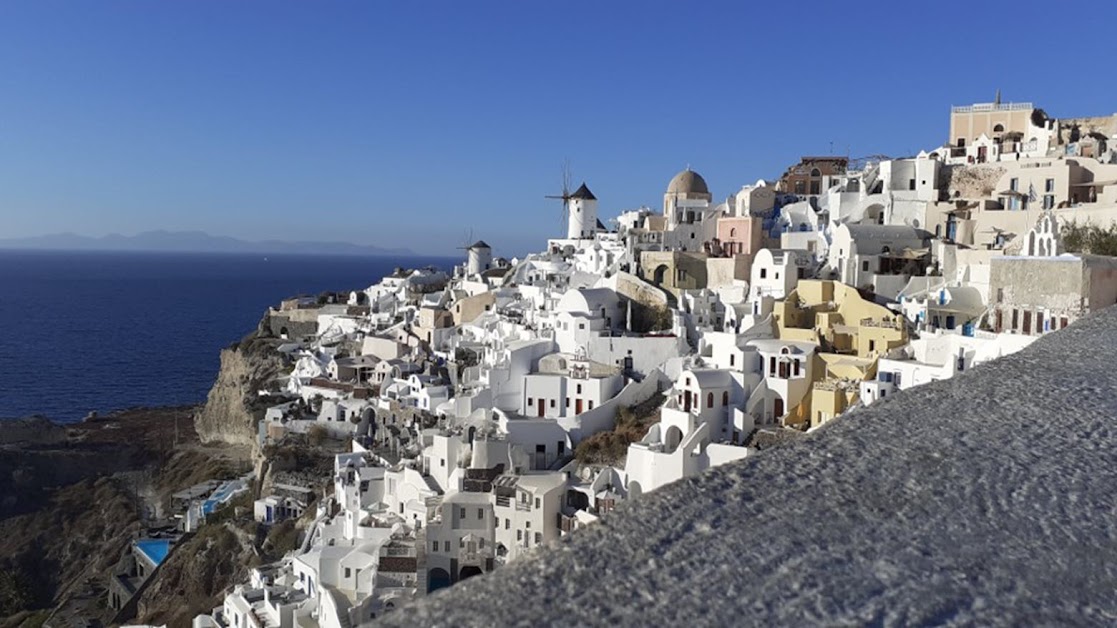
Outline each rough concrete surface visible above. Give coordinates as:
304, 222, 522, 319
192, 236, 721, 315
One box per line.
374, 307, 1117, 627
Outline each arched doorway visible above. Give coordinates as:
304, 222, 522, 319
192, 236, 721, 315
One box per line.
665, 426, 683, 451
459, 565, 484, 581
774, 397, 785, 419
653, 264, 668, 286
628, 481, 643, 499
428, 568, 451, 593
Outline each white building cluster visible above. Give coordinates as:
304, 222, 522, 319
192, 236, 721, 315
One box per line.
197, 95, 1117, 627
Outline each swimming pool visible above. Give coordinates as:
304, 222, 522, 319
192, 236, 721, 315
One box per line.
134, 539, 171, 566
202, 480, 245, 515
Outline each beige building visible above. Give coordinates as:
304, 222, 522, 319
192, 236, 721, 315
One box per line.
949, 99, 1038, 150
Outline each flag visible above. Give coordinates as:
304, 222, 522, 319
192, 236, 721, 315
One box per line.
1028, 182, 1037, 203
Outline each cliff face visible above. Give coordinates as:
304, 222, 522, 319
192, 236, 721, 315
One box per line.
193, 331, 286, 448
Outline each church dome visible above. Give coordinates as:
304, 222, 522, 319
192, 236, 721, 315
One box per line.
666, 168, 710, 196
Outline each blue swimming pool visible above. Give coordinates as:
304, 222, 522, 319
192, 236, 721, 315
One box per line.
134, 539, 171, 565
202, 480, 244, 515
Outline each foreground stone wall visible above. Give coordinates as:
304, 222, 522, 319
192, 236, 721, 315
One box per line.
374, 306, 1117, 626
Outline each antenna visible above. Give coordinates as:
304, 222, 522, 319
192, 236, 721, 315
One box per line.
545, 159, 573, 226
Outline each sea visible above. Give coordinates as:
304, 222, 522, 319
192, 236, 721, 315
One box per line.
0, 250, 456, 423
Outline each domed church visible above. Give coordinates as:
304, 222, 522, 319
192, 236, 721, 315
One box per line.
663, 168, 713, 225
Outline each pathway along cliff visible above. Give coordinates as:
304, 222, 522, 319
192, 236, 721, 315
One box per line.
0, 317, 294, 626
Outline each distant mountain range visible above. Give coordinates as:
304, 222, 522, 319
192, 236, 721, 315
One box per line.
0, 230, 416, 257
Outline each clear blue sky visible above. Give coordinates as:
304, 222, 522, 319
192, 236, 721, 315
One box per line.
3, 1, 1115, 256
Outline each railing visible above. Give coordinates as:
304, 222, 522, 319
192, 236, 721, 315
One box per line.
951, 102, 1032, 113
859, 318, 904, 330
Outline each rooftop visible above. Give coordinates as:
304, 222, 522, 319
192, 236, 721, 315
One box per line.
375, 306, 1117, 626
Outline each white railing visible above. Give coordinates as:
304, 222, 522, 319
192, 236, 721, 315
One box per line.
951, 102, 1033, 113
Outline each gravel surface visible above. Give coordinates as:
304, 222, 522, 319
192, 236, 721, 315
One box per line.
373, 307, 1117, 627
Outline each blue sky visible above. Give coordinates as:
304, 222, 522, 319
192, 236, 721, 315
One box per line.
2, 1, 1115, 256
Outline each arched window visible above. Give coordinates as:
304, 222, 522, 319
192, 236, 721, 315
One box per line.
729, 227, 736, 238
706, 392, 714, 408
722, 391, 729, 406
810, 168, 822, 177
993, 123, 1005, 133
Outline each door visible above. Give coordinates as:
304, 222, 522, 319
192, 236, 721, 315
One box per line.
537, 399, 545, 417
774, 397, 784, 419
575, 399, 583, 414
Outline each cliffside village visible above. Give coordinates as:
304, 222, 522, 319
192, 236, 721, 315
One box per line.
166, 97, 1117, 627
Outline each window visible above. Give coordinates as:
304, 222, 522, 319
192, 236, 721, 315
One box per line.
535, 532, 542, 544
729, 354, 735, 367
1010, 178, 1019, 191
444, 541, 450, 552
861, 260, 870, 272
1043, 195, 1054, 210
550, 399, 556, 408
908, 179, 916, 191
1011, 309, 1019, 330
565, 398, 570, 407
1045, 178, 1055, 193
576, 384, 582, 394
478, 508, 484, 519
588, 400, 594, 409
707, 392, 714, 408
722, 391, 729, 406
460, 507, 466, 519
775, 272, 780, 279
517, 530, 522, 541
869, 340, 876, 352
793, 360, 800, 377
440, 458, 446, 467
535, 498, 540, 508
760, 268, 767, 279
345, 568, 351, 578
505, 519, 510, 529
526, 521, 531, 529
769, 356, 776, 376
578, 323, 585, 330
527, 397, 533, 406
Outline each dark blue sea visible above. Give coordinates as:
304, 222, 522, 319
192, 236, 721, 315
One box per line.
0, 250, 455, 422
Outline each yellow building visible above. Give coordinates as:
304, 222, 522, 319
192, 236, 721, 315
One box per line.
773, 280, 907, 429
773, 280, 907, 360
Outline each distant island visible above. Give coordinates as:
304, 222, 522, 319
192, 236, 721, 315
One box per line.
0, 229, 416, 257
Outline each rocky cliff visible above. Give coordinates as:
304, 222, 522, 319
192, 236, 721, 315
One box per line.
193, 323, 287, 448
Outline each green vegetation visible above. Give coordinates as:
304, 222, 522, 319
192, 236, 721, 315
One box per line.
306, 424, 329, 447
0, 568, 33, 616
575, 393, 664, 465
262, 520, 300, 559
1061, 220, 1117, 256
629, 303, 673, 334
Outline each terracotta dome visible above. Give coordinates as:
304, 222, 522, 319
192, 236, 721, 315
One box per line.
666, 168, 710, 196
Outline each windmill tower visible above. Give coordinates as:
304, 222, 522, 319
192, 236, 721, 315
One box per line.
546, 163, 598, 240
456, 229, 493, 275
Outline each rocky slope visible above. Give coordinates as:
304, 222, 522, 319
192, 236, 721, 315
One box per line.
193, 328, 287, 448
0, 408, 251, 625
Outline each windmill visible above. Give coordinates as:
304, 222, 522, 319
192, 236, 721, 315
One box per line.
545, 160, 574, 227
457, 228, 496, 275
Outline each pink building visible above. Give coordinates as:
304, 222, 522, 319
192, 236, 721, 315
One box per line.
716, 216, 763, 257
